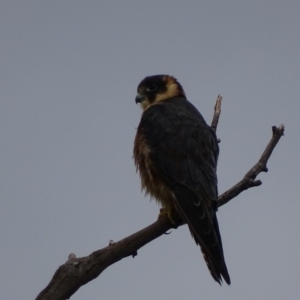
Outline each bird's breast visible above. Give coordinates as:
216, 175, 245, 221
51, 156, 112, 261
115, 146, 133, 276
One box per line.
133, 127, 174, 209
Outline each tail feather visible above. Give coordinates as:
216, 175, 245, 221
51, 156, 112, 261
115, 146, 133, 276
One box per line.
173, 186, 230, 285
199, 223, 231, 285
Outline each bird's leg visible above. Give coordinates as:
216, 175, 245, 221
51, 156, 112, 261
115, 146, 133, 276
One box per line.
158, 207, 183, 228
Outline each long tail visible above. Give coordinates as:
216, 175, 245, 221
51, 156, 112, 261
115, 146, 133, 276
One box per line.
173, 186, 230, 285
198, 214, 231, 285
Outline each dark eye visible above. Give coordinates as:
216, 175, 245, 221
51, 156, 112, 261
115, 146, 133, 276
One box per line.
146, 84, 157, 92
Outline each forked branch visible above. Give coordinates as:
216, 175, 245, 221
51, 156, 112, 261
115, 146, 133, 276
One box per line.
36, 96, 284, 300
218, 124, 284, 207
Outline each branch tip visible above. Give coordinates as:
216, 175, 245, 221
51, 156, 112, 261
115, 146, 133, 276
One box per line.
218, 124, 283, 207
68, 253, 77, 261
272, 124, 285, 136
211, 95, 223, 133
252, 180, 262, 186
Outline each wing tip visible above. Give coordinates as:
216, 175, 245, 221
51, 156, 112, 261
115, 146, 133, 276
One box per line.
213, 271, 231, 286
222, 272, 231, 285
203, 250, 231, 286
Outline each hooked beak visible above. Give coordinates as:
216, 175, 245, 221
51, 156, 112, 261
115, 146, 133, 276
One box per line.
135, 94, 145, 104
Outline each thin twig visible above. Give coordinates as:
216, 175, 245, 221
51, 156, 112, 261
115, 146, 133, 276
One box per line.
211, 95, 222, 133
218, 124, 284, 207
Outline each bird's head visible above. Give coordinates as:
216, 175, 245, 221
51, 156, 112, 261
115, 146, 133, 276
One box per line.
135, 75, 186, 110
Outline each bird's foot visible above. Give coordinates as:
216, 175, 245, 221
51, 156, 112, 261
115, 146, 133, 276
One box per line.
158, 208, 182, 228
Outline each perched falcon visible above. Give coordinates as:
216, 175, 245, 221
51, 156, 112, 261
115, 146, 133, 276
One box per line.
133, 75, 230, 285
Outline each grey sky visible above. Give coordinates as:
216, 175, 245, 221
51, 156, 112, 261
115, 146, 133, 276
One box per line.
1, 1, 299, 299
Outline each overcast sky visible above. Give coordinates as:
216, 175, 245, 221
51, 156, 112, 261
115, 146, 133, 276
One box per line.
1, 1, 299, 299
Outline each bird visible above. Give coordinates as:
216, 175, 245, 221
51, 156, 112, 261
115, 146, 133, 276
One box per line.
133, 75, 230, 285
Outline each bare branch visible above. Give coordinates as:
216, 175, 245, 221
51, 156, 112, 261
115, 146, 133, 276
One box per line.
218, 124, 284, 207
35, 95, 284, 300
36, 216, 177, 300
211, 94, 222, 133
